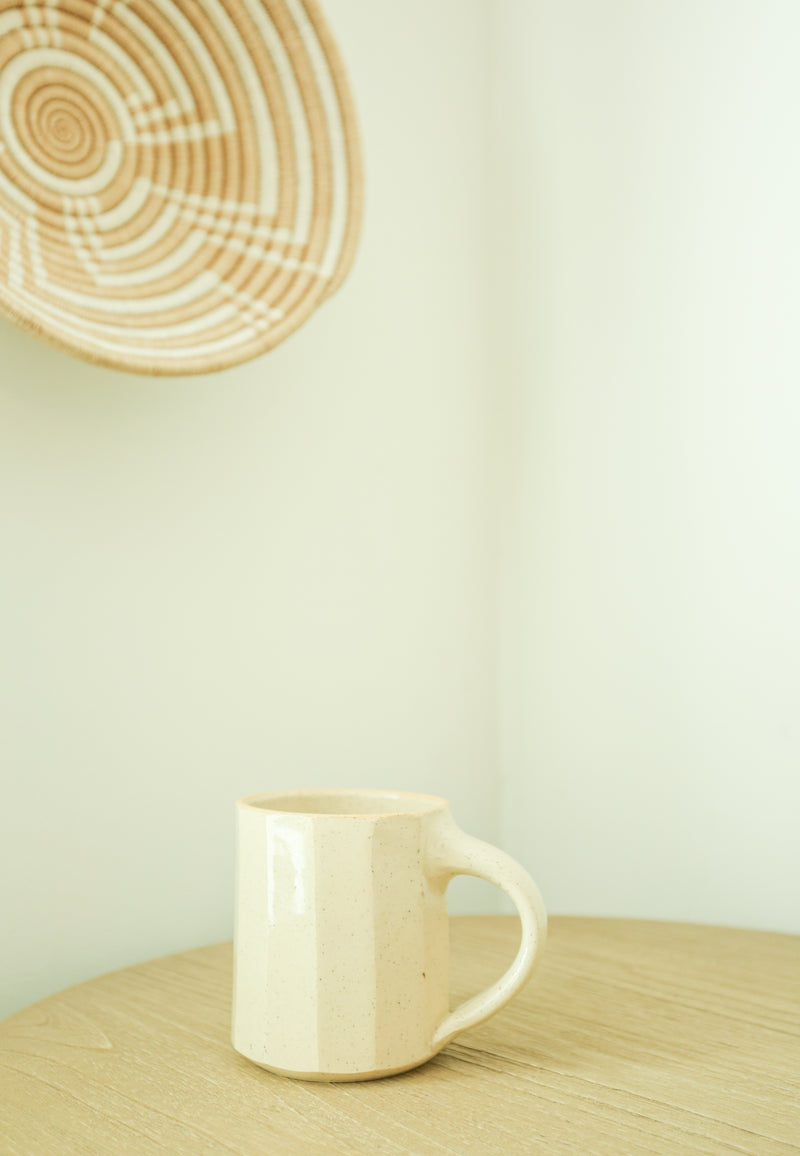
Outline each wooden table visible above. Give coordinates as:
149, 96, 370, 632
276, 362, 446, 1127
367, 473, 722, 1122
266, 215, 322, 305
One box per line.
1, 916, 798, 1155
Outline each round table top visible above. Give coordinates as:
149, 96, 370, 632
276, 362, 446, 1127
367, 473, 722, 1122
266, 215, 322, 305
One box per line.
0, 916, 798, 1155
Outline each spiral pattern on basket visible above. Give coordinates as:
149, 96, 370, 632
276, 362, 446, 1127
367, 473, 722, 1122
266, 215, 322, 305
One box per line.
0, 0, 361, 374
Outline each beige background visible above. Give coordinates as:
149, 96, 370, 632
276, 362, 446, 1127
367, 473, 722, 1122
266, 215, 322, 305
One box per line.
493, 0, 800, 935
2, 0, 799, 1022
0, 0, 496, 1020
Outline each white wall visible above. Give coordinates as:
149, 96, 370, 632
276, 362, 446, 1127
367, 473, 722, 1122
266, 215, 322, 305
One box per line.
493, 0, 800, 933
0, 0, 496, 1020
4, 0, 799, 1024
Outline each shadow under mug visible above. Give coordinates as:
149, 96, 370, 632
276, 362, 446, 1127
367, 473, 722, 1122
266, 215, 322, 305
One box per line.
232, 788, 547, 1081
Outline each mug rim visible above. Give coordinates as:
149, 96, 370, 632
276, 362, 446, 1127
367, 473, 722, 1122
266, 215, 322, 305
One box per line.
237, 788, 449, 818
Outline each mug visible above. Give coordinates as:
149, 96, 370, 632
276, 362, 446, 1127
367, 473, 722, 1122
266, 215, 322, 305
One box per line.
232, 789, 546, 1081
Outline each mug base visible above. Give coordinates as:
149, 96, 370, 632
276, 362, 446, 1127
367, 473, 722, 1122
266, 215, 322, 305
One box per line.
242, 1053, 436, 1082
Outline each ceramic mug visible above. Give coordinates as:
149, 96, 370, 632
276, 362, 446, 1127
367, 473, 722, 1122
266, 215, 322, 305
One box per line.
232, 789, 546, 1081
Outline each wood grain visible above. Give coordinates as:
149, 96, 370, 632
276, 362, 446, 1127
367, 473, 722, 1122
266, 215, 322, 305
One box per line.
1, 916, 798, 1155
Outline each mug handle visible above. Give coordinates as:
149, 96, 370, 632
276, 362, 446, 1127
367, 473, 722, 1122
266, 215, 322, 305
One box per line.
426, 818, 547, 1052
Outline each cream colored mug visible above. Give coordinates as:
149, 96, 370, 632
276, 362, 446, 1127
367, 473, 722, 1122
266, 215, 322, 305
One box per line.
232, 789, 546, 1081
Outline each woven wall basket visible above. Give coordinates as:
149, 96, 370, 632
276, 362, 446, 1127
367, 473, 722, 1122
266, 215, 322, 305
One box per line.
0, 0, 362, 375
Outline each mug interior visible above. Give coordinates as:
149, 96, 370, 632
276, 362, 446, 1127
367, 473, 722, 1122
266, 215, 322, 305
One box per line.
240, 789, 448, 817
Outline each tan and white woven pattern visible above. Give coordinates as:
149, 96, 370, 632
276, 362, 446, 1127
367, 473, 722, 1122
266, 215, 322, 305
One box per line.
0, 0, 362, 374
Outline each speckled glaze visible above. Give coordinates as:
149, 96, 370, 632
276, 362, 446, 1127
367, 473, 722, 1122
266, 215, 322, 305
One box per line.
232, 789, 547, 1081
